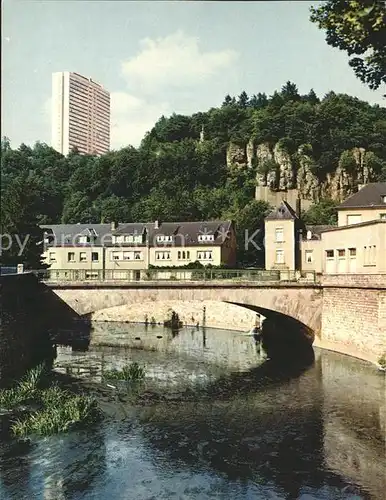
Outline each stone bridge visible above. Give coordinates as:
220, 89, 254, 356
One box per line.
49, 281, 323, 337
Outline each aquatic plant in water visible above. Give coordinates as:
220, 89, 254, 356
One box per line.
103, 362, 145, 381
0, 363, 47, 409
0, 364, 100, 437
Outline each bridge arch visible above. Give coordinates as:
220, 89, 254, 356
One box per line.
51, 283, 322, 337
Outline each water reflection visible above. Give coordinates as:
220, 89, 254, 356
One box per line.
0, 325, 384, 500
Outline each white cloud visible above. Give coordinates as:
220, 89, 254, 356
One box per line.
42, 32, 238, 149
121, 30, 238, 92
110, 31, 238, 147
110, 91, 170, 148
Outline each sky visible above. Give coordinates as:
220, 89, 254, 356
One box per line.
2, 0, 385, 150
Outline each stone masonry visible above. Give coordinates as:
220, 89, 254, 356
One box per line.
51, 282, 323, 337
320, 274, 386, 362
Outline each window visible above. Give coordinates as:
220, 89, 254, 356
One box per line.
155, 251, 170, 260
382, 195, 386, 203
156, 235, 172, 243
349, 248, 356, 257
111, 251, 121, 261
67, 252, 75, 262
114, 235, 124, 244
275, 228, 284, 243
380, 214, 386, 220
178, 250, 190, 260
275, 249, 284, 264
363, 246, 376, 266
80, 252, 87, 262
198, 234, 215, 242
338, 249, 345, 258
124, 234, 143, 243
347, 214, 362, 225
49, 252, 56, 263
134, 251, 142, 260
305, 250, 313, 263
123, 251, 132, 260
197, 251, 213, 261
91, 252, 99, 262
79, 235, 89, 244
326, 250, 334, 259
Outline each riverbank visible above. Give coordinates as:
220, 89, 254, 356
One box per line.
313, 338, 384, 368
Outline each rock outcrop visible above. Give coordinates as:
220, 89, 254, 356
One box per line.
226, 138, 379, 204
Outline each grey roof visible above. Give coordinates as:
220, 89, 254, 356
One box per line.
302, 224, 336, 240
41, 220, 233, 248
148, 220, 233, 246
338, 183, 386, 209
319, 219, 386, 233
41, 224, 114, 247
265, 201, 298, 221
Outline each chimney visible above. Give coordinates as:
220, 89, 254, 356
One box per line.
111, 221, 117, 231
296, 198, 302, 218
154, 220, 159, 230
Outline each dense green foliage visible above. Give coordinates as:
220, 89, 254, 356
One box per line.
1, 84, 385, 266
310, 1, 386, 91
302, 199, 339, 225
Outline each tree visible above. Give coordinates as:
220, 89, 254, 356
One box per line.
281, 81, 300, 102
249, 93, 268, 109
310, 1, 386, 91
222, 94, 234, 107
0, 174, 45, 268
304, 89, 320, 105
302, 199, 339, 225
237, 91, 249, 108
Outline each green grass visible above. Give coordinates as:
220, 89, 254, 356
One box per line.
0, 364, 100, 438
103, 362, 145, 382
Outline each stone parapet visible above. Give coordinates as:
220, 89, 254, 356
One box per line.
321, 274, 386, 289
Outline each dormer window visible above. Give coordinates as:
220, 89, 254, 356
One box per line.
156, 235, 173, 243
382, 195, 386, 204
123, 234, 143, 243
306, 230, 312, 240
79, 235, 90, 244
198, 234, 215, 242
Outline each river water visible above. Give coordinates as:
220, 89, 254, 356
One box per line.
0, 324, 385, 500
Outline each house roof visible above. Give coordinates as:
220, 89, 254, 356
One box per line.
41, 220, 234, 248
41, 224, 114, 247
148, 220, 233, 246
265, 201, 298, 221
302, 225, 336, 240
319, 219, 386, 233
338, 182, 386, 209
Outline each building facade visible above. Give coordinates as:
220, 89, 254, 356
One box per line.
41, 220, 236, 279
51, 72, 110, 156
264, 183, 386, 275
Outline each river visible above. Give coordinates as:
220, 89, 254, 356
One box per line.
0, 323, 385, 500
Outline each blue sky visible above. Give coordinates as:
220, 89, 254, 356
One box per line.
2, 0, 385, 150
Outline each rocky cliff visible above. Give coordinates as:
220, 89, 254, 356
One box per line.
226, 140, 378, 203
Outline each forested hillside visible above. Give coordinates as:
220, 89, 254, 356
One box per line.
1, 82, 385, 265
